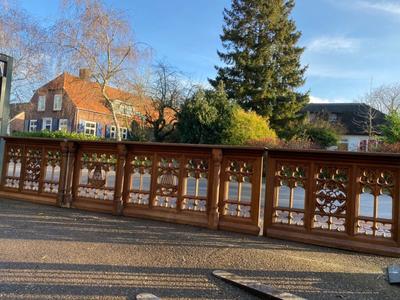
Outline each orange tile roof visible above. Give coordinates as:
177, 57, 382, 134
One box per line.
42, 72, 151, 115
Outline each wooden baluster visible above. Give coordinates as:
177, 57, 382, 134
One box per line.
347, 165, 358, 237
113, 144, 127, 215
208, 148, 222, 230
263, 153, 275, 236
0, 141, 9, 188
64, 141, 77, 208
57, 141, 69, 207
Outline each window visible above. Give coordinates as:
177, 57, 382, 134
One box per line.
59, 119, 68, 131
42, 118, 52, 131
53, 94, 62, 111
38, 95, 46, 111
120, 127, 128, 140
84, 121, 96, 136
110, 125, 117, 139
29, 120, 37, 132
328, 113, 338, 122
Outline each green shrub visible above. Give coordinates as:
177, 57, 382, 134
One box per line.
380, 112, 400, 144
12, 130, 101, 141
224, 107, 277, 145
305, 127, 339, 148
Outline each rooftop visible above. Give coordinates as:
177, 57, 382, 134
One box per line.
302, 103, 387, 135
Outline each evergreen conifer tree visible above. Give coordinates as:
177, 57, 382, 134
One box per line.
210, 0, 309, 138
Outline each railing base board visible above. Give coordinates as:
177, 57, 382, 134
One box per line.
0, 191, 57, 206
266, 227, 400, 257
219, 220, 260, 236
72, 200, 113, 214
123, 206, 209, 228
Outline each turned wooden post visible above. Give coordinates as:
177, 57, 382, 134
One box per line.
57, 141, 69, 207
113, 143, 127, 215
208, 148, 222, 229
63, 141, 77, 208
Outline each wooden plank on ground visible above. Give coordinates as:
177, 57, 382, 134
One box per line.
136, 293, 160, 300
212, 270, 306, 300
388, 265, 400, 284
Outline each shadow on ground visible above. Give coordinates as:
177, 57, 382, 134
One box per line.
0, 199, 399, 299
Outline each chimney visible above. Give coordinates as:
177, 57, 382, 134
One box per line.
79, 68, 91, 81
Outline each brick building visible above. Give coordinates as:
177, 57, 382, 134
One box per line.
23, 69, 150, 139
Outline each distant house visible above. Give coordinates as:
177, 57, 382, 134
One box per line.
8, 102, 31, 134
302, 103, 387, 151
20, 69, 151, 139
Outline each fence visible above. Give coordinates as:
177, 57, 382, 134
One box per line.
0, 137, 399, 256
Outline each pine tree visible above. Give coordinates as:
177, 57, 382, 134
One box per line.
210, 0, 309, 139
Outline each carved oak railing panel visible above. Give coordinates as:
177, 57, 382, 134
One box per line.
121, 144, 215, 228
72, 143, 118, 213
154, 155, 181, 209
3, 143, 23, 190
0, 138, 63, 205
265, 149, 400, 257
273, 162, 308, 227
181, 157, 209, 212
218, 149, 263, 235
312, 165, 349, 232
126, 153, 153, 206
356, 168, 396, 239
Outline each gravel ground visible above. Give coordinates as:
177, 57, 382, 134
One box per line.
0, 198, 399, 300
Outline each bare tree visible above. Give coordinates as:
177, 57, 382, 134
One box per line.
353, 103, 381, 138
52, 0, 142, 140
145, 62, 189, 142
364, 83, 400, 114
0, 2, 51, 102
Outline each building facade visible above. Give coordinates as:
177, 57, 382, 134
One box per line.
21, 69, 149, 139
302, 103, 387, 151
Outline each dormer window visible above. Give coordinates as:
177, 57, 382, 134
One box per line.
53, 94, 62, 111
38, 95, 46, 111
329, 113, 338, 122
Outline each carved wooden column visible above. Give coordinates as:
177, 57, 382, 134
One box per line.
208, 148, 222, 230
63, 141, 77, 208
113, 144, 127, 215
57, 141, 69, 207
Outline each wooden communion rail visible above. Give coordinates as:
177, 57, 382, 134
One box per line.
0, 136, 399, 256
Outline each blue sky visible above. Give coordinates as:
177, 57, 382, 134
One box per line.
17, 0, 400, 103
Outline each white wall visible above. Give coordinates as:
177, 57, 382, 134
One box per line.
341, 135, 369, 151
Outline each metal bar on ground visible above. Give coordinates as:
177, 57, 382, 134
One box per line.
212, 270, 306, 300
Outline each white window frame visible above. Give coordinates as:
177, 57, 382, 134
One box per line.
29, 120, 37, 132
120, 127, 128, 140
59, 119, 68, 131
84, 121, 96, 136
53, 94, 62, 111
110, 125, 117, 139
42, 117, 52, 131
38, 95, 46, 112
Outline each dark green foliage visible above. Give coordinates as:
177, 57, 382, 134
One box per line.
380, 112, 400, 144
210, 0, 309, 138
12, 130, 101, 140
130, 120, 152, 142
177, 83, 234, 144
305, 127, 338, 148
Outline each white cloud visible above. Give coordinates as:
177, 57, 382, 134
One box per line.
357, 0, 400, 16
310, 95, 351, 104
307, 36, 360, 53
306, 64, 367, 79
